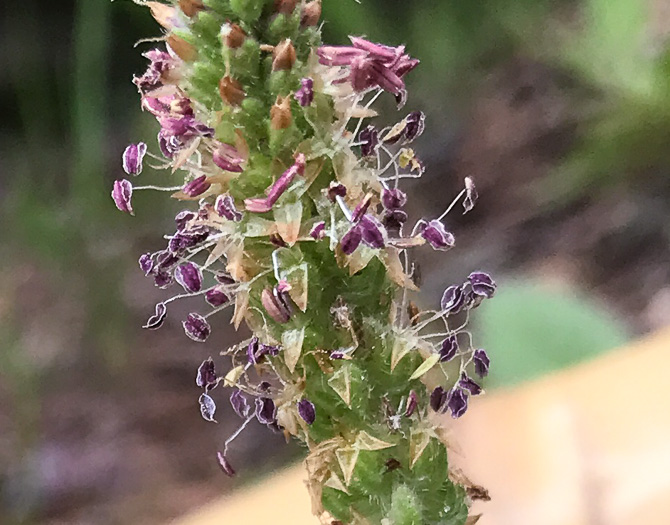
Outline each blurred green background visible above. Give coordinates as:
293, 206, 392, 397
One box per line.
1, 0, 669, 523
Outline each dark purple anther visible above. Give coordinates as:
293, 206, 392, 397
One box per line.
463, 177, 478, 213
196, 358, 217, 390
383, 210, 408, 234
297, 399, 316, 425
459, 373, 482, 396
212, 142, 244, 173
183, 175, 211, 197
439, 335, 459, 362
329, 350, 346, 360
244, 154, 306, 213
205, 287, 229, 307
359, 125, 379, 157
473, 349, 490, 378
295, 77, 314, 106
175, 262, 203, 293
143, 302, 167, 330
420, 219, 455, 251
175, 210, 196, 231
440, 285, 465, 314
468, 272, 496, 299
230, 389, 251, 419
403, 111, 425, 143
215, 194, 243, 221
255, 397, 277, 425
446, 388, 468, 419
310, 221, 326, 240
199, 393, 217, 422
153, 270, 174, 289
246, 337, 260, 364
382, 188, 407, 210
183, 313, 211, 342
327, 182, 347, 202
122, 142, 147, 176
404, 390, 418, 417
112, 179, 134, 215
139, 253, 154, 275
216, 451, 236, 477
261, 287, 292, 324
430, 386, 448, 412
359, 214, 387, 249
340, 225, 363, 255
351, 194, 372, 223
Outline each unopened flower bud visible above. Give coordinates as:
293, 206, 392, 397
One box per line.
221, 22, 246, 49
179, 0, 205, 17
274, 0, 298, 14
301, 0, 321, 27
270, 95, 292, 130
167, 34, 198, 62
175, 262, 203, 293
272, 39, 296, 71
219, 75, 245, 106
473, 349, 490, 378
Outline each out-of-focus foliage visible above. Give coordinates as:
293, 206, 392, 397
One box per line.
475, 282, 630, 388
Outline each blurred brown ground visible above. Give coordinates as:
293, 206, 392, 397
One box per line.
173, 326, 670, 525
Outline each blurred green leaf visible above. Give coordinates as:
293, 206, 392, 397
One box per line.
475, 281, 630, 388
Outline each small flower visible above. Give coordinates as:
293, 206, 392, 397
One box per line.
111, 179, 134, 215
430, 386, 448, 412
383, 210, 408, 234
446, 387, 468, 418
297, 398, 316, 425
175, 262, 203, 293
340, 225, 362, 255
205, 287, 229, 307
473, 349, 490, 378
382, 188, 407, 210
463, 177, 478, 213
183, 175, 211, 197
230, 389, 251, 418
143, 302, 167, 330
139, 253, 154, 275
468, 272, 496, 298
419, 220, 454, 251
359, 125, 379, 158
183, 313, 211, 342
440, 285, 465, 314
272, 39, 297, 71
221, 22, 246, 49
439, 335, 458, 362
404, 390, 418, 417
327, 182, 347, 202
215, 194, 243, 221
255, 397, 277, 425
199, 393, 217, 422
403, 111, 425, 143
359, 214, 386, 249
196, 358, 218, 390
122, 142, 147, 176
300, 0, 322, 27
219, 75, 245, 106
309, 221, 326, 240
216, 451, 236, 477
212, 143, 244, 173
261, 287, 292, 324
270, 95, 293, 130
459, 373, 482, 396
295, 77, 314, 107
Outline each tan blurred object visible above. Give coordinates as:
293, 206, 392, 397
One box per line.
173, 328, 670, 525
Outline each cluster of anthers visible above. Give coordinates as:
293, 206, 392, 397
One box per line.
112, 0, 494, 493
